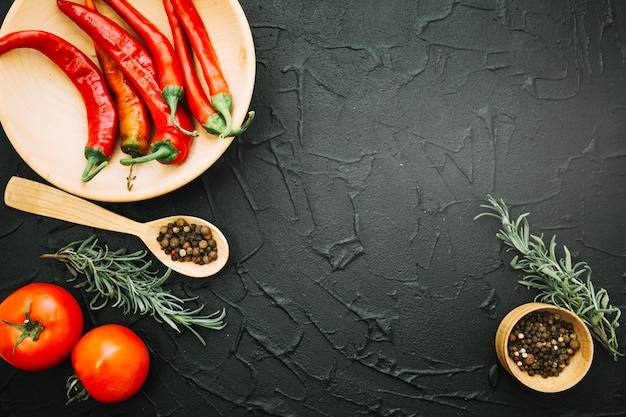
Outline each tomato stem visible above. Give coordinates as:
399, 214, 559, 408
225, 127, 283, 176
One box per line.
0, 303, 45, 354
66, 374, 90, 404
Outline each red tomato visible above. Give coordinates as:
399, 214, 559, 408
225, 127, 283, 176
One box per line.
71, 324, 150, 403
0, 283, 84, 371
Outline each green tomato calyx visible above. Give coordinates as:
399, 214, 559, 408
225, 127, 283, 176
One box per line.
1, 303, 45, 354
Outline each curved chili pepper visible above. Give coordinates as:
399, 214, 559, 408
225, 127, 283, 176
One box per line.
0, 30, 117, 182
163, 0, 222, 135
85, 0, 150, 159
171, 0, 253, 139
58, 0, 193, 165
101, 0, 196, 137
163, 0, 253, 137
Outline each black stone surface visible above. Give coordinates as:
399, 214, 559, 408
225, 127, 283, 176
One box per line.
1, 0, 626, 416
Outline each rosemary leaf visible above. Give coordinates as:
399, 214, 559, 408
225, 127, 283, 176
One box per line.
475, 195, 622, 361
41, 235, 226, 345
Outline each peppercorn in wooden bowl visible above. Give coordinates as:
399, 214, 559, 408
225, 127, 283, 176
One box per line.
495, 302, 594, 393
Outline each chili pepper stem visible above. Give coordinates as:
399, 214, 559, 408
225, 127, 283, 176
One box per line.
226, 111, 255, 137
162, 85, 197, 137
203, 114, 226, 135
126, 164, 136, 191
120, 141, 179, 165
82, 149, 110, 182
203, 110, 254, 136
210, 93, 233, 139
211, 94, 255, 139
1, 303, 44, 354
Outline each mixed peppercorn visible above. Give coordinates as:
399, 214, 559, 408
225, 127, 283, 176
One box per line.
157, 218, 218, 264
508, 311, 581, 378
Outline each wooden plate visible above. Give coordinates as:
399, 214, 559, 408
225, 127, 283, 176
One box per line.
0, 0, 255, 202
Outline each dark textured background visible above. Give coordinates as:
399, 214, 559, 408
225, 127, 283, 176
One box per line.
1, 0, 626, 416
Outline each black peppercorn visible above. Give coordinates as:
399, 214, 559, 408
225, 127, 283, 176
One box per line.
156, 218, 218, 264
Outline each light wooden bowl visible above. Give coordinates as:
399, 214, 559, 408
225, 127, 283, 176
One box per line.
495, 302, 594, 393
0, 0, 255, 202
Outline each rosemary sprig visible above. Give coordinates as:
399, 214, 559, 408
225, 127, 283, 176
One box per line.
41, 235, 226, 345
475, 196, 622, 361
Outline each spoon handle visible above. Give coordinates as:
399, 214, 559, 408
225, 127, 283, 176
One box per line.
4, 177, 143, 236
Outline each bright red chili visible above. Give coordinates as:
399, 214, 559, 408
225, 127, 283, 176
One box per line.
102, 0, 195, 137
58, 0, 194, 165
85, 0, 151, 159
0, 30, 117, 182
170, 0, 253, 139
163, 0, 221, 134
163, 0, 253, 137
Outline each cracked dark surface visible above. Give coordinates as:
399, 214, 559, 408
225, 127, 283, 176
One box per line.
1, 0, 626, 416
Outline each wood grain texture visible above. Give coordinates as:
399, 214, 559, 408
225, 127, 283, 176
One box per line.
495, 302, 594, 393
4, 176, 229, 277
0, 0, 255, 202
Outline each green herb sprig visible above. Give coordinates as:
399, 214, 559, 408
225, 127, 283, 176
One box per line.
42, 235, 226, 345
475, 196, 621, 360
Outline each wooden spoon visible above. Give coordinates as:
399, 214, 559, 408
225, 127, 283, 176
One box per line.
3, 176, 229, 278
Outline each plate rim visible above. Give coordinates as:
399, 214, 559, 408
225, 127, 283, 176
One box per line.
0, 0, 255, 202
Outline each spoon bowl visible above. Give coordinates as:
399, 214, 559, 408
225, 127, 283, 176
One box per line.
3, 176, 229, 278
143, 215, 228, 278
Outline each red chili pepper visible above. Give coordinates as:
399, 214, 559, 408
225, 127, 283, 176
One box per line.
163, 0, 253, 137
171, 0, 253, 139
101, 0, 195, 137
85, 0, 150, 159
0, 30, 117, 182
58, 0, 194, 165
